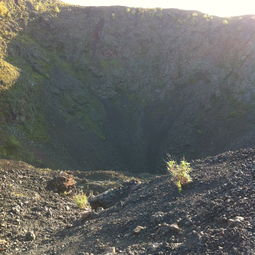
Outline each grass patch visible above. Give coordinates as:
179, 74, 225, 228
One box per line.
0, 59, 20, 90
73, 193, 89, 209
0, 2, 8, 17
11, 191, 26, 198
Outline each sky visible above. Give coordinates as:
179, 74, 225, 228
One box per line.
62, 0, 255, 17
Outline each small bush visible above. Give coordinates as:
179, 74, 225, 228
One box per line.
166, 159, 192, 192
73, 193, 88, 209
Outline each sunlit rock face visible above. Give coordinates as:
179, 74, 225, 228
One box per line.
1, 1, 255, 172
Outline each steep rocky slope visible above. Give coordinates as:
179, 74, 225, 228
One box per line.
1, 0, 255, 172
0, 148, 254, 254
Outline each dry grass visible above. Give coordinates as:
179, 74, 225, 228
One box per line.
0, 2, 8, 17
0, 59, 20, 90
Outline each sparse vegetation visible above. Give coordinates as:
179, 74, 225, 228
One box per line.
166, 158, 192, 192
53, 6, 60, 13
0, 60, 20, 90
73, 193, 89, 209
0, 2, 8, 17
2, 135, 21, 157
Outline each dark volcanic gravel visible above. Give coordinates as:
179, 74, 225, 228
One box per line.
1, 148, 255, 255
0, 161, 88, 255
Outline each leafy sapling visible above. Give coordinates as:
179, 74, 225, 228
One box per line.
166, 158, 192, 192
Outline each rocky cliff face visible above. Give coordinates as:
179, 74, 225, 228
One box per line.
1, 0, 255, 172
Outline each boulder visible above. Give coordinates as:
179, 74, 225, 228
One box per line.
89, 180, 140, 210
47, 172, 76, 194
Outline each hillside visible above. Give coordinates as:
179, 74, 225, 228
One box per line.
0, 148, 254, 254
0, 1, 254, 254
1, 0, 255, 172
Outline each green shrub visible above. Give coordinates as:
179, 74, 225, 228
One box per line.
73, 193, 89, 209
166, 159, 192, 192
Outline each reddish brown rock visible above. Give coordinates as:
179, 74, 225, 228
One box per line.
47, 172, 76, 194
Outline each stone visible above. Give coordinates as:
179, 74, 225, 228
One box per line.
25, 231, 36, 241
89, 180, 141, 210
151, 211, 166, 224
0, 240, 7, 245
229, 216, 245, 223
47, 172, 76, 194
169, 223, 181, 233
133, 226, 146, 234
96, 207, 104, 213
11, 205, 21, 214
103, 247, 116, 254
231, 216, 244, 222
